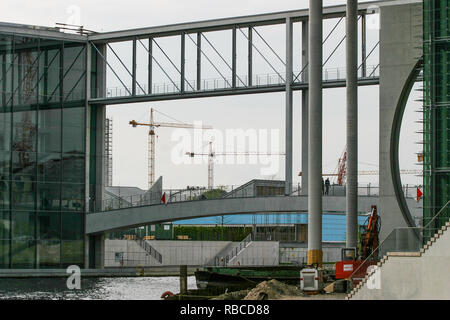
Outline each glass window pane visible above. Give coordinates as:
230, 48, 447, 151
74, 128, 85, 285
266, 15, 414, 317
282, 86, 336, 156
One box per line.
12, 240, 35, 268
62, 212, 83, 240
12, 211, 35, 240
37, 240, 60, 268
12, 110, 37, 152
12, 182, 35, 210
0, 180, 10, 210
45, 48, 61, 105
37, 211, 60, 240
61, 184, 84, 212
37, 182, 60, 211
63, 45, 86, 102
0, 240, 10, 268
38, 108, 61, 153
37, 153, 61, 182
0, 150, 10, 181
62, 107, 85, 154
12, 151, 36, 181
0, 211, 10, 240
62, 153, 84, 183
0, 112, 11, 151
61, 240, 83, 267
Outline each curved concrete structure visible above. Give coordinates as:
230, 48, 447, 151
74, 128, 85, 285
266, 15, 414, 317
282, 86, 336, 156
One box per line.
379, 2, 423, 241
86, 195, 418, 235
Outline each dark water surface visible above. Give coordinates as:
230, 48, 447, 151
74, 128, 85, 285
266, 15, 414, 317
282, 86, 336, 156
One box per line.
0, 276, 197, 300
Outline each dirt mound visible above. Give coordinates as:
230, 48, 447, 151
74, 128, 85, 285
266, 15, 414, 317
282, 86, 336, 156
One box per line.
211, 289, 250, 300
243, 279, 301, 300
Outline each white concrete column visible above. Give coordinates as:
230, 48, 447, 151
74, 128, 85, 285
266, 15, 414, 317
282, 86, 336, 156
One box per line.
346, 0, 358, 248
285, 17, 293, 195
301, 21, 309, 195
307, 0, 323, 266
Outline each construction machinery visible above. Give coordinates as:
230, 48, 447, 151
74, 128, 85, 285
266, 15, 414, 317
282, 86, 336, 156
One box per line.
335, 205, 380, 286
186, 141, 285, 190
130, 108, 212, 189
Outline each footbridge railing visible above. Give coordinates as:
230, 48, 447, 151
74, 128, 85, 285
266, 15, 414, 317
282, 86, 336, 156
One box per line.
91, 183, 422, 213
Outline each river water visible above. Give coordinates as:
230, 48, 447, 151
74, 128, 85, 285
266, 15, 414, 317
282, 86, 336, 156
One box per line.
0, 276, 197, 300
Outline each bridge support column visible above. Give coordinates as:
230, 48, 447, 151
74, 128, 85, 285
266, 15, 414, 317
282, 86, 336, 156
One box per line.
88, 234, 105, 269
285, 17, 293, 196
307, 0, 323, 266
301, 20, 309, 195
346, 0, 358, 249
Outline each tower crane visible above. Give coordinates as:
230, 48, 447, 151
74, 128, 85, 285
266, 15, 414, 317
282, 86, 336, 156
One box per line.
130, 108, 212, 189
186, 141, 285, 190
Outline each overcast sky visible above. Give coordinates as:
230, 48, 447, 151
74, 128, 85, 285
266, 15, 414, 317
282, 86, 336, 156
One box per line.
3, 0, 423, 190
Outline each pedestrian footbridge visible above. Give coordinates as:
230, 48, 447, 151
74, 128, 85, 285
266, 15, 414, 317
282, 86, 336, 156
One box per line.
87, 195, 389, 235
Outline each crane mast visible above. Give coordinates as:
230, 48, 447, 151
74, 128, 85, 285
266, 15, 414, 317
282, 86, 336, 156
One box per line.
186, 141, 285, 190
130, 108, 212, 189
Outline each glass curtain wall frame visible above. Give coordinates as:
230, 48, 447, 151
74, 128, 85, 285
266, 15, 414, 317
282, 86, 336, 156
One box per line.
0, 32, 88, 269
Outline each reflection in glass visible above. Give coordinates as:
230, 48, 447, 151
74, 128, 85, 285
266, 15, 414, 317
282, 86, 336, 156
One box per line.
37, 183, 61, 211
37, 211, 60, 240
61, 240, 83, 267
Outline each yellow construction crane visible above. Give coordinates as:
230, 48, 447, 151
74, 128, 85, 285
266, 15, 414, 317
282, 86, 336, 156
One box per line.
130, 108, 212, 189
186, 141, 285, 190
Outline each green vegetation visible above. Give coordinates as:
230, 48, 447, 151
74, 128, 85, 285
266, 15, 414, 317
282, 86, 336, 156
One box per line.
174, 226, 252, 241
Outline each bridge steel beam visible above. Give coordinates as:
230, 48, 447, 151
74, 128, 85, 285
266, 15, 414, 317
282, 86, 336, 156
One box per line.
86, 1, 420, 43
346, 0, 359, 249
307, 0, 323, 266
88, 78, 379, 106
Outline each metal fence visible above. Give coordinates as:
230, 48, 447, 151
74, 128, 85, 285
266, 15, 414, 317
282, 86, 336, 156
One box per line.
349, 200, 450, 284
90, 183, 421, 213
98, 65, 379, 99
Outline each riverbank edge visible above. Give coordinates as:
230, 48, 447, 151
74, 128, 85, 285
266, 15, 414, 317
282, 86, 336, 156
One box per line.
0, 266, 199, 278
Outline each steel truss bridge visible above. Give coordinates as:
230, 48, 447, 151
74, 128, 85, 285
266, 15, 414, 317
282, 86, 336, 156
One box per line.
86, 1, 384, 106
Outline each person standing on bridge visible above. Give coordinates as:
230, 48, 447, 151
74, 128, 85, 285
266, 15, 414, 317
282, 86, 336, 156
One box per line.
322, 178, 325, 195
325, 178, 330, 195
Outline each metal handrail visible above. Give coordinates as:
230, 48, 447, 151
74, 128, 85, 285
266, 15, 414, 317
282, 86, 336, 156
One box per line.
349, 199, 450, 285
93, 183, 421, 213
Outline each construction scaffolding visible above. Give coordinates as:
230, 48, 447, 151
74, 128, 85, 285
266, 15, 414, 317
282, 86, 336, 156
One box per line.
105, 117, 113, 187
423, 0, 450, 240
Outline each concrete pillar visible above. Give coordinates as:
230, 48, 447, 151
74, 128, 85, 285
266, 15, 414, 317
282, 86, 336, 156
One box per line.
307, 0, 323, 266
180, 265, 188, 294
285, 17, 293, 195
301, 21, 309, 195
346, 0, 358, 249
85, 43, 107, 268
88, 234, 105, 269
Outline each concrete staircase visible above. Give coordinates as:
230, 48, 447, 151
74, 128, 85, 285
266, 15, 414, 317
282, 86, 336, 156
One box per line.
347, 221, 450, 299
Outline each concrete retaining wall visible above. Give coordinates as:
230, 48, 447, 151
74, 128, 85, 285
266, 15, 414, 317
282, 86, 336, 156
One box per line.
228, 242, 279, 266
279, 246, 342, 264
105, 240, 235, 267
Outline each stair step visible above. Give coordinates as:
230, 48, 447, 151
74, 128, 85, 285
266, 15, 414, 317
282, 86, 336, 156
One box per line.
387, 252, 421, 257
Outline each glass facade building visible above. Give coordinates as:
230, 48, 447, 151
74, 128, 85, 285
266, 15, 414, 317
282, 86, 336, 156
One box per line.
0, 31, 88, 268
423, 0, 450, 238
